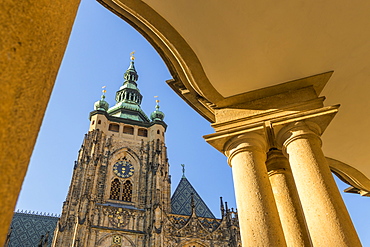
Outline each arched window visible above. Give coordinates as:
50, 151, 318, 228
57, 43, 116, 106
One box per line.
92, 120, 95, 125
122, 180, 133, 202
110, 179, 121, 200
138, 128, 148, 137
123, 126, 134, 135
157, 130, 160, 134
98, 120, 101, 124
109, 123, 119, 132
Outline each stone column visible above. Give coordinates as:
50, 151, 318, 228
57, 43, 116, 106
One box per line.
224, 133, 286, 247
277, 121, 361, 247
266, 149, 312, 247
0, 1, 81, 244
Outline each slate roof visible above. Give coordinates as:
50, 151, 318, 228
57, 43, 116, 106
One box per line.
171, 177, 215, 218
8, 212, 59, 247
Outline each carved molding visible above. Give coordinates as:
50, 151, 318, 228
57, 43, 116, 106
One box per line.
327, 157, 370, 197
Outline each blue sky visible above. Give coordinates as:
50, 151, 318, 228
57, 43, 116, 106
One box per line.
16, 0, 370, 245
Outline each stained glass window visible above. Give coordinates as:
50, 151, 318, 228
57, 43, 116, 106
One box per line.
122, 180, 132, 202
110, 179, 121, 200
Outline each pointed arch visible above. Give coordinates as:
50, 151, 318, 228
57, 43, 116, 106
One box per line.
110, 178, 121, 200
110, 147, 141, 165
122, 180, 133, 202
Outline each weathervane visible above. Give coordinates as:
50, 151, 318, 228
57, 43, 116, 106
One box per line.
181, 164, 185, 178
130, 51, 135, 61
154, 96, 160, 109
101, 86, 107, 99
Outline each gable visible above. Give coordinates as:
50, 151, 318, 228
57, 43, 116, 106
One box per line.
171, 178, 215, 218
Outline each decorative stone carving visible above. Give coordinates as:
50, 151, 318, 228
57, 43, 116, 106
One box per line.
104, 207, 131, 228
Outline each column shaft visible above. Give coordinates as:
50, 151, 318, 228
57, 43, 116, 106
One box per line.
280, 122, 361, 247
226, 134, 286, 247
267, 149, 312, 247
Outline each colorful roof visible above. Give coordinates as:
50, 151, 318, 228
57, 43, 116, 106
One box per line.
171, 177, 215, 218
8, 212, 59, 247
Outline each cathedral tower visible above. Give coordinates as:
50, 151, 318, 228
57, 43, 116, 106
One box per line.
53, 55, 170, 246
50, 55, 240, 247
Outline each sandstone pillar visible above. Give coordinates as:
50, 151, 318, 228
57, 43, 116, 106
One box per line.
0, 1, 81, 245
266, 149, 312, 247
277, 121, 361, 247
224, 133, 286, 247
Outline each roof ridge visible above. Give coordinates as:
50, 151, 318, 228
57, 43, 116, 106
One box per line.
15, 209, 60, 217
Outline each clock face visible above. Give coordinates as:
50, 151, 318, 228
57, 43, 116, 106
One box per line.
113, 161, 134, 178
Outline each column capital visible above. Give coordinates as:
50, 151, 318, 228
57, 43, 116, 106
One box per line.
224, 132, 267, 167
277, 121, 322, 155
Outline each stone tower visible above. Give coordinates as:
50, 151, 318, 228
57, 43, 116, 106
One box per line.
51, 55, 241, 247
52, 55, 170, 246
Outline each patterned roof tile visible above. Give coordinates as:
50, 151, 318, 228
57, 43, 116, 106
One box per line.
171, 177, 215, 218
8, 212, 59, 247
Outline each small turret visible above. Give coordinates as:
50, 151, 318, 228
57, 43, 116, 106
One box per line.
190, 193, 196, 215
94, 86, 109, 111
150, 99, 165, 122
220, 197, 225, 217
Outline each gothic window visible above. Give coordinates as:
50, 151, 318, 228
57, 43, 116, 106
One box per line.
157, 130, 160, 134
138, 128, 148, 137
110, 179, 121, 200
123, 126, 134, 135
122, 180, 133, 202
109, 123, 119, 132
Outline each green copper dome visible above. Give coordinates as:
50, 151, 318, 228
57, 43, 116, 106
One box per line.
150, 100, 165, 121
94, 94, 109, 111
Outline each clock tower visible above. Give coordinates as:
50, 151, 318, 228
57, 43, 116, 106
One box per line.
52, 55, 170, 247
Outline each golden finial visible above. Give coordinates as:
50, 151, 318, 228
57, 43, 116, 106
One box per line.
154, 96, 159, 104
130, 51, 135, 61
102, 86, 107, 94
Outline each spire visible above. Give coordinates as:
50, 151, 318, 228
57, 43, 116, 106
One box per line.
190, 193, 196, 215
220, 197, 225, 217
107, 53, 150, 122
94, 86, 109, 111
123, 51, 139, 86
150, 97, 165, 122
115, 52, 142, 105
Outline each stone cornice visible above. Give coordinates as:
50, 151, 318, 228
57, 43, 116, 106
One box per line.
204, 105, 339, 153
